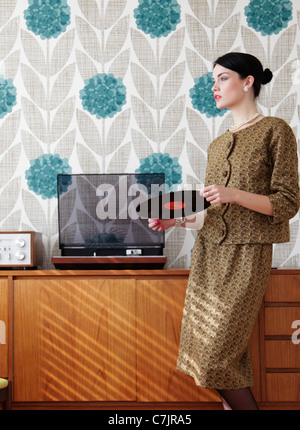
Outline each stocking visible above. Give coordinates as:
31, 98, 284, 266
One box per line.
217, 387, 259, 410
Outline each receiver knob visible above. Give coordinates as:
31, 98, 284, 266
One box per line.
15, 250, 25, 260
15, 238, 26, 248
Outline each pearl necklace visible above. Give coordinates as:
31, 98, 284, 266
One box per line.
229, 112, 261, 132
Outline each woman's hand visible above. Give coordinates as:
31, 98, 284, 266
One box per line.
200, 184, 273, 216
200, 184, 236, 205
148, 218, 176, 232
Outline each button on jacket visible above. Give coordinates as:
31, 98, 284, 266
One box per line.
200, 116, 300, 244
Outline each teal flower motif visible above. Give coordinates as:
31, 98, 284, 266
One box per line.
135, 173, 165, 196
25, 153, 72, 199
135, 153, 182, 191
244, 0, 293, 36
57, 174, 72, 195
0, 76, 17, 119
24, 0, 71, 40
80, 73, 127, 119
190, 72, 228, 118
134, 0, 181, 38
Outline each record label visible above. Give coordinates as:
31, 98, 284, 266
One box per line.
164, 201, 186, 211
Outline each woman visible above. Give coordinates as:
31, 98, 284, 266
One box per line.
148, 52, 300, 410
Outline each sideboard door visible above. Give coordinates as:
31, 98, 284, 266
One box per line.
0, 278, 8, 377
136, 278, 221, 403
14, 278, 136, 402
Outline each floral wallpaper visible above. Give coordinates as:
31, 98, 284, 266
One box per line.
0, 0, 299, 269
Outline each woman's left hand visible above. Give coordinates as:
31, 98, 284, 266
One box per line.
200, 184, 236, 205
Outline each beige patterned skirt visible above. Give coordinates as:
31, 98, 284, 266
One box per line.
176, 233, 273, 389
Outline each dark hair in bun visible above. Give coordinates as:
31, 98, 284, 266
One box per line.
213, 52, 273, 98
261, 68, 273, 85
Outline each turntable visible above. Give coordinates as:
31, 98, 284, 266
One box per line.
51, 173, 167, 269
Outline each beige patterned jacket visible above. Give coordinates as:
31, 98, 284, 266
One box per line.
200, 116, 300, 244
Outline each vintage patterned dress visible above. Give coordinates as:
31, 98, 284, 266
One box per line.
176, 117, 300, 389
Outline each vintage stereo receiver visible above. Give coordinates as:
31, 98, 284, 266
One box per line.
0, 231, 43, 269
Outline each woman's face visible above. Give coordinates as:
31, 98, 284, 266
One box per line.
212, 64, 249, 110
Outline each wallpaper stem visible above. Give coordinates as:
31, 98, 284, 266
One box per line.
156, 37, 161, 151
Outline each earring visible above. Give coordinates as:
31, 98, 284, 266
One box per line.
243, 86, 248, 92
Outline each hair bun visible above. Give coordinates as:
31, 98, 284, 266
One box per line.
262, 68, 273, 85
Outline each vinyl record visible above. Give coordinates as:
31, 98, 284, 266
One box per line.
136, 190, 210, 219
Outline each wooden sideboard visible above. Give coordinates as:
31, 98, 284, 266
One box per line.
0, 268, 299, 410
